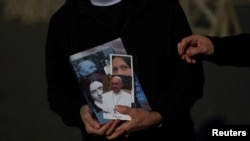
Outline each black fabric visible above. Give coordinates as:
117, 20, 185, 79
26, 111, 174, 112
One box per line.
45, 0, 205, 140
205, 33, 250, 67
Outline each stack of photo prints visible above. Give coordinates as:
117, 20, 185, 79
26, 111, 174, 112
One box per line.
69, 38, 151, 124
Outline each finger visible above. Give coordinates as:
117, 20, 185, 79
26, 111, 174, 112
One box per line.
177, 40, 188, 56
185, 54, 197, 64
106, 128, 125, 140
191, 59, 196, 64
105, 119, 121, 136
89, 121, 113, 136
177, 42, 184, 55
97, 121, 113, 135
181, 54, 186, 60
186, 46, 200, 57
107, 122, 130, 139
88, 118, 101, 129
83, 114, 104, 134
184, 55, 193, 64
82, 111, 100, 129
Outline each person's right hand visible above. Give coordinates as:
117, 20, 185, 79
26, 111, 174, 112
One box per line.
105, 105, 163, 140
80, 105, 121, 136
177, 34, 214, 64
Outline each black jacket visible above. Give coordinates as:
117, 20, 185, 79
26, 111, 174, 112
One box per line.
206, 33, 250, 67
45, 0, 204, 140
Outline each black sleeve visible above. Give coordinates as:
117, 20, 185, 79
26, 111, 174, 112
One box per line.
206, 33, 250, 67
45, 15, 86, 128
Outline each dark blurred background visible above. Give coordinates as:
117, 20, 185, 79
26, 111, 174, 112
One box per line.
0, 0, 250, 141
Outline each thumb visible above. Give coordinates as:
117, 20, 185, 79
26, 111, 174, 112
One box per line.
115, 105, 130, 114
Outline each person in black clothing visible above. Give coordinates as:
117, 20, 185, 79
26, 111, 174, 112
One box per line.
178, 33, 250, 67
45, 0, 204, 140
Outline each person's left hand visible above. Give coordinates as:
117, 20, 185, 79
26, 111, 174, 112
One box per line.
106, 105, 162, 140
80, 105, 121, 137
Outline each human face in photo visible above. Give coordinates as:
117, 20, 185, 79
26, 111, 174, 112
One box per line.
111, 77, 123, 93
112, 57, 131, 76
89, 81, 103, 103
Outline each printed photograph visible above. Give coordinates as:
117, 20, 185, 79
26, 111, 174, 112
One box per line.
102, 54, 134, 120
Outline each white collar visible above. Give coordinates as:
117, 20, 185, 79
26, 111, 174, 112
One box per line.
90, 0, 122, 6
